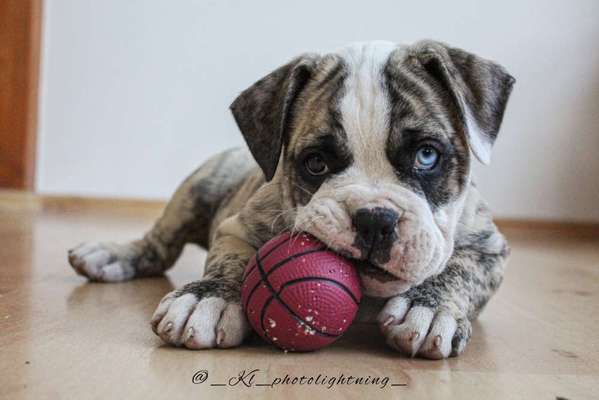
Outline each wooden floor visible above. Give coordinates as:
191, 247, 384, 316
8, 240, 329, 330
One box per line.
1, 198, 598, 400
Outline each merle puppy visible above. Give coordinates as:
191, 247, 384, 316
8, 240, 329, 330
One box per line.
68, 40, 514, 359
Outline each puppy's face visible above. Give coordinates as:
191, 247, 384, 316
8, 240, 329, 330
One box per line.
231, 41, 514, 298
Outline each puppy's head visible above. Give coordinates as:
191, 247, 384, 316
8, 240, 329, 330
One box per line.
231, 40, 514, 298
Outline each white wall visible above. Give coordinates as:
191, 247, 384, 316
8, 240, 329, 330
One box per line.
37, 0, 599, 222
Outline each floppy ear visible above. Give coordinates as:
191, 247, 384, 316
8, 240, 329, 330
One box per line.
412, 40, 515, 164
230, 55, 318, 181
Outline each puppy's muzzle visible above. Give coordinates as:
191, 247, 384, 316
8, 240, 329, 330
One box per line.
352, 207, 400, 265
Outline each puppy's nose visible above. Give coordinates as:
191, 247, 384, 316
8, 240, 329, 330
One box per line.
352, 207, 400, 256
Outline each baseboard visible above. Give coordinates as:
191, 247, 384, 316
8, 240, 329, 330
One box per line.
1, 190, 598, 236
495, 218, 599, 237
41, 194, 167, 213
0, 190, 166, 214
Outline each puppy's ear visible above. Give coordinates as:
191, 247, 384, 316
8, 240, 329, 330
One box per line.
412, 40, 515, 164
230, 55, 318, 181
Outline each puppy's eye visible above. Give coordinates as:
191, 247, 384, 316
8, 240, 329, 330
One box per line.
414, 145, 439, 170
304, 152, 329, 176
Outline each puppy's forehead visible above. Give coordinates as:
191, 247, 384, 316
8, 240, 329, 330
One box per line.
289, 54, 347, 151
290, 41, 455, 157
336, 41, 400, 179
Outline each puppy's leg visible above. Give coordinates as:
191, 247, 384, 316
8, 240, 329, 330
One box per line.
68, 148, 252, 282
151, 219, 254, 349
68, 194, 196, 282
377, 224, 509, 359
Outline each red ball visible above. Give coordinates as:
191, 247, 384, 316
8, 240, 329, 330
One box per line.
241, 232, 362, 352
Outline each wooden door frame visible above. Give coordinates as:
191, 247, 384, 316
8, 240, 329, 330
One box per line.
0, 0, 42, 190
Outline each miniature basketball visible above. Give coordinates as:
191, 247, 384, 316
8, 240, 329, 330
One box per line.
241, 232, 362, 352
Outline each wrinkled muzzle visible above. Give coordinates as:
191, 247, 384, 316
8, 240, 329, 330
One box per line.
294, 181, 454, 298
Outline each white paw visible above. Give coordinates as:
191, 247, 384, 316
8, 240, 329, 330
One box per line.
68, 242, 136, 282
377, 297, 471, 359
150, 291, 250, 349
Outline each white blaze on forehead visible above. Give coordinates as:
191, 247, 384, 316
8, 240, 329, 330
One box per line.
337, 41, 397, 179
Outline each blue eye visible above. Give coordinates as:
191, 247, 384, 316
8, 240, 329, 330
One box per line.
415, 146, 439, 170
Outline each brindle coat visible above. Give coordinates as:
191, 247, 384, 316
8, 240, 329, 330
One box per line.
68, 40, 514, 359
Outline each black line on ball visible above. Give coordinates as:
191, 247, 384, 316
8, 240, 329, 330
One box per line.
278, 276, 360, 306
243, 247, 326, 312
242, 234, 293, 281
259, 295, 277, 345
254, 248, 340, 338
259, 289, 343, 344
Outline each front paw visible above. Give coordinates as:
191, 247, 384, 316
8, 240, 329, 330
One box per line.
68, 242, 137, 282
377, 296, 471, 359
150, 279, 250, 349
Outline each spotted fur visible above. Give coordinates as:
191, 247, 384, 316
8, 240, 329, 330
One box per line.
68, 40, 514, 358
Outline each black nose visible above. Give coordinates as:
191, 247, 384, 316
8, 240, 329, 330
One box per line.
352, 207, 400, 262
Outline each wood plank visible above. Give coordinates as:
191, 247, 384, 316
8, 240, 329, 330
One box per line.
0, 198, 598, 399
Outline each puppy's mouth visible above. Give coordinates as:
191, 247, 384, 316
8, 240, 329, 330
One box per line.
354, 260, 399, 283
302, 227, 407, 284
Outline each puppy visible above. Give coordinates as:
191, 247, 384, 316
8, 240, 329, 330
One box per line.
68, 40, 514, 359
